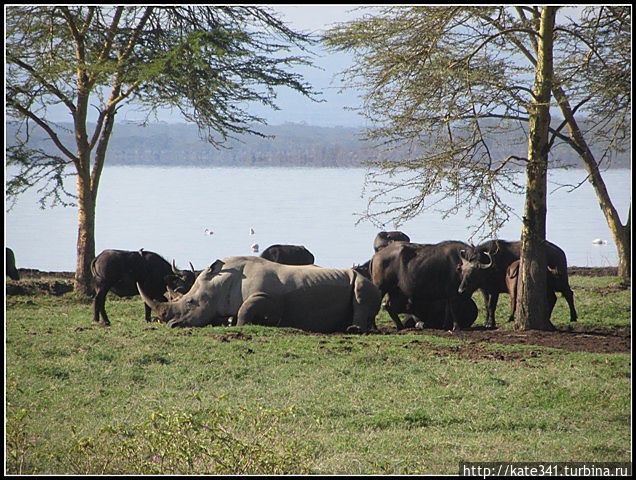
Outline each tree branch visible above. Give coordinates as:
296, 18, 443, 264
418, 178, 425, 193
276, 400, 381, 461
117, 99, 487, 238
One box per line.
7, 99, 80, 165
7, 55, 77, 114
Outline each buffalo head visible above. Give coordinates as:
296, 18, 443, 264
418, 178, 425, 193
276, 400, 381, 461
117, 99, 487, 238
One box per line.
457, 248, 493, 294
164, 260, 197, 297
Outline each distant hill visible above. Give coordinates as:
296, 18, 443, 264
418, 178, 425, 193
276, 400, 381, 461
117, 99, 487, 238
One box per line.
6, 120, 630, 169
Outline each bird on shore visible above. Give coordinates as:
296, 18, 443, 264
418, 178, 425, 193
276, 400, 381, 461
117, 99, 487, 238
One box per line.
249, 227, 255, 235
204, 228, 214, 236
592, 238, 608, 245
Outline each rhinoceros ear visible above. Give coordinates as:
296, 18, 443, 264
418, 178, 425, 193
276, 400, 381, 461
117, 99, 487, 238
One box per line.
209, 259, 225, 275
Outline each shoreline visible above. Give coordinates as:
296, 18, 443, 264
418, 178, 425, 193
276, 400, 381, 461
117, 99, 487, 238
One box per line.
6, 266, 622, 297
11, 266, 622, 279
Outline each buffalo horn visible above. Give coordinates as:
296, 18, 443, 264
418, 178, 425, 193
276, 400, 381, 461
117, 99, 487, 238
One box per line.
480, 251, 494, 269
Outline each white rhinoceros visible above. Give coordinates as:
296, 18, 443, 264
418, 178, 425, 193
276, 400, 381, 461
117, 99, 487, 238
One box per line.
138, 256, 382, 333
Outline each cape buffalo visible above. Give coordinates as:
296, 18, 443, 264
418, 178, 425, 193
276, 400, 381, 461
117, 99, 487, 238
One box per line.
91, 249, 196, 326
138, 256, 382, 333
369, 240, 476, 331
260, 244, 315, 265
373, 231, 411, 253
457, 239, 577, 328
6, 247, 20, 280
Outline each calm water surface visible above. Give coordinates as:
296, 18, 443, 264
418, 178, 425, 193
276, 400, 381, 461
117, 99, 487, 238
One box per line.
5, 167, 631, 272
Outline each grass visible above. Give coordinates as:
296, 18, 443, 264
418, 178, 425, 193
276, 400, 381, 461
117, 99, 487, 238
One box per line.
5, 275, 631, 474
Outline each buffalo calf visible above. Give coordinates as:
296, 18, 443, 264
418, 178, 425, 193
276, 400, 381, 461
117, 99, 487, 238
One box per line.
505, 260, 558, 322
91, 249, 196, 326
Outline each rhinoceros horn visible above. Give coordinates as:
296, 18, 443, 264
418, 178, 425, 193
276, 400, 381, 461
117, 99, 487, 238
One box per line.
137, 282, 168, 319
172, 259, 179, 274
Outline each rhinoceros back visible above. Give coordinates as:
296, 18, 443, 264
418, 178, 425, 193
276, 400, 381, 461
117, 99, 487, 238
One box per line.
229, 256, 366, 332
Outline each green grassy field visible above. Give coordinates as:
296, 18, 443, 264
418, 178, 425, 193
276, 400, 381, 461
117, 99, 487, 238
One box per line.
5, 275, 631, 474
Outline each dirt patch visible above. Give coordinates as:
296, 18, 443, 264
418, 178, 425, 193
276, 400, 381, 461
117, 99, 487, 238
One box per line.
6, 279, 74, 296
392, 325, 630, 354
567, 266, 618, 277
213, 331, 253, 342
402, 338, 546, 362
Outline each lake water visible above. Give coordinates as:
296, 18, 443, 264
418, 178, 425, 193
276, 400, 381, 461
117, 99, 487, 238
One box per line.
5, 166, 631, 272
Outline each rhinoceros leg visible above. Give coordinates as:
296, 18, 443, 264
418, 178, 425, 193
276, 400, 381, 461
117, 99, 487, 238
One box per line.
349, 274, 382, 333
236, 292, 283, 327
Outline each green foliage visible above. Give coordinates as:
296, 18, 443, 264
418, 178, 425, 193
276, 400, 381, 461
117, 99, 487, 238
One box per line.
60, 407, 308, 474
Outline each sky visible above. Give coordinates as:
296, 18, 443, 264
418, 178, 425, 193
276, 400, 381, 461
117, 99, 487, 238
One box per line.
245, 5, 375, 127
268, 4, 375, 33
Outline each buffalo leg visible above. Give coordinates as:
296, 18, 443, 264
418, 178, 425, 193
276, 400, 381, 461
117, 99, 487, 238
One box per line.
508, 282, 518, 323
562, 289, 578, 322
547, 291, 557, 321
385, 307, 404, 331
446, 299, 468, 332
93, 287, 111, 326
383, 291, 406, 330
144, 303, 153, 322
485, 292, 499, 329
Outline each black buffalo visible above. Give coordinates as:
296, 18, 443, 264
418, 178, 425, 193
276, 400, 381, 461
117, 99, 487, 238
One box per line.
260, 244, 315, 265
91, 249, 196, 326
6, 247, 20, 280
369, 240, 477, 331
457, 239, 577, 328
373, 231, 411, 253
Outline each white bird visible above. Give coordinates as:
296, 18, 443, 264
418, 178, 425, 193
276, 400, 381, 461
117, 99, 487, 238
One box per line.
251, 243, 259, 253
204, 228, 214, 236
249, 227, 255, 235
592, 238, 608, 245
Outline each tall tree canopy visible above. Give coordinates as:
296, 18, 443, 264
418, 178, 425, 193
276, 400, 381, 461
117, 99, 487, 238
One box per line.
324, 6, 631, 283
6, 6, 317, 295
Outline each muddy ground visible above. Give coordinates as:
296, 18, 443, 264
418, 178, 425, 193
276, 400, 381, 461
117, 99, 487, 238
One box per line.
391, 325, 631, 355
6, 267, 630, 354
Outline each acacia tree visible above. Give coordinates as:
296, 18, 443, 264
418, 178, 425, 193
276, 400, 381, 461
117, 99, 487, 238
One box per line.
483, 6, 631, 284
324, 6, 630, 282
325, 6, 631, 329
514, 6, 556, 330
6, 6, 316, 296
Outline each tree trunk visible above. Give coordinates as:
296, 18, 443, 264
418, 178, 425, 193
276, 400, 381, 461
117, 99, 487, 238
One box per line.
514, 6, 557, 331
75, 169, 96, 297
552, 86, 631, 284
